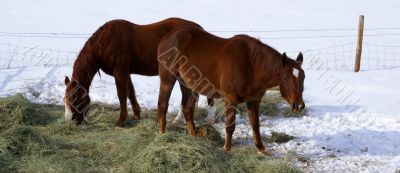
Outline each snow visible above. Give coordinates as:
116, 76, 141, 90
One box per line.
1, 0, 400, 172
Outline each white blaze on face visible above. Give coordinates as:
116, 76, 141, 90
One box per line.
64, 100, 73, 121
293, 68, 299, 78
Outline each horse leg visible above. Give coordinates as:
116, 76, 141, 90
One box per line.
205, 97, 216, 124
174, 96, 210, 125
157, 74, 176, 134
128, 76, 141, 120
179, 84, 198, 136
246, 100, 268, 156
223, 97, 238, 152
114, 69, 129, 127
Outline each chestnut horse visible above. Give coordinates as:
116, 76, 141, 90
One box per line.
157, 27, 305, 155
64, 18, 215, 126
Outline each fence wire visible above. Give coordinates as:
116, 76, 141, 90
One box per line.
0, 42, 77, 69
0, 28, 400, 71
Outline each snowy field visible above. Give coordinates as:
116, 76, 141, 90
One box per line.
1, 0, 400, 172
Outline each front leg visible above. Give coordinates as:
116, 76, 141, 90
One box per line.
247, 100, 267, 155
223, 97, 238, 152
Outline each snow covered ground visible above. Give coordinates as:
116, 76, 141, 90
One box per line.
215, 69, 400, 172
1, 0, 400, 172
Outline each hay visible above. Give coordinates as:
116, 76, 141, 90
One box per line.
0, 94, 60, 129
126, 132, 226, 173
0, 94, 301, 173
196, 124, 223, 143
267, 131, 296, 144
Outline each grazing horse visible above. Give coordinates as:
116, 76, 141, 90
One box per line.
157, 27, 305, 155
64, 18, 215, 126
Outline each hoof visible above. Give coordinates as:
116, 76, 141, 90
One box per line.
132, 114, 141, 120
257, 149, 272, 157
189, 130, 197, 137
223, 146, 230, 153
116, 121, 125, 127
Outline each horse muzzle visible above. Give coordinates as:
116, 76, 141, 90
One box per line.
291, 102, 305, 113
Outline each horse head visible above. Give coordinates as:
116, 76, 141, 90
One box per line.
64, 76, 91, 125
279, 52, 305, 113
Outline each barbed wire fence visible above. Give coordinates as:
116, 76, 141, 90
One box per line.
0, 26, 399, 106
290, 41, 400, 71
0, 42, 77, 70
0, 27, 400, 71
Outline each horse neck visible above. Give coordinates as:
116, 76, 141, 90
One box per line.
251, 43, 282, 89
71, 54, 99, 92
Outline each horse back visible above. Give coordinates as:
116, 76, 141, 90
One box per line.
77, 18, 202, 76
158, 27, 257, 98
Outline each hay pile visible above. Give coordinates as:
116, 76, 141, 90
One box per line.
0, 94, 300, 173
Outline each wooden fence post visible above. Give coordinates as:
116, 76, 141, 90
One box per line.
354, 15, 364, 72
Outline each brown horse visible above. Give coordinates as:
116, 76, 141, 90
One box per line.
157, 27, 305, 155
64, 18, 206, 126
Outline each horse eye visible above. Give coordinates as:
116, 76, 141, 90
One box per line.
283, 76, 288, 81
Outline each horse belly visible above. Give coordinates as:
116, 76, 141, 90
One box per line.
130, 61, 159, 76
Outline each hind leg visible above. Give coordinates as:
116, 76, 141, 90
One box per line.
176, 97, 215, 125
128, 76, 141, 120
114, 68, 129, 126
157, 73, 176, 134
179, 84, 198, 136
172, 93, 201, 125
172, 83, 185, 125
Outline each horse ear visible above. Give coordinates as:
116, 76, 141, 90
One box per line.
282, 52, 288, 65
296, 52, 303, 66
65, 76, 70, 85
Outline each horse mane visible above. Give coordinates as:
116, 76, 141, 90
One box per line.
245, 36, 283, 80
71, 22, 107, 88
